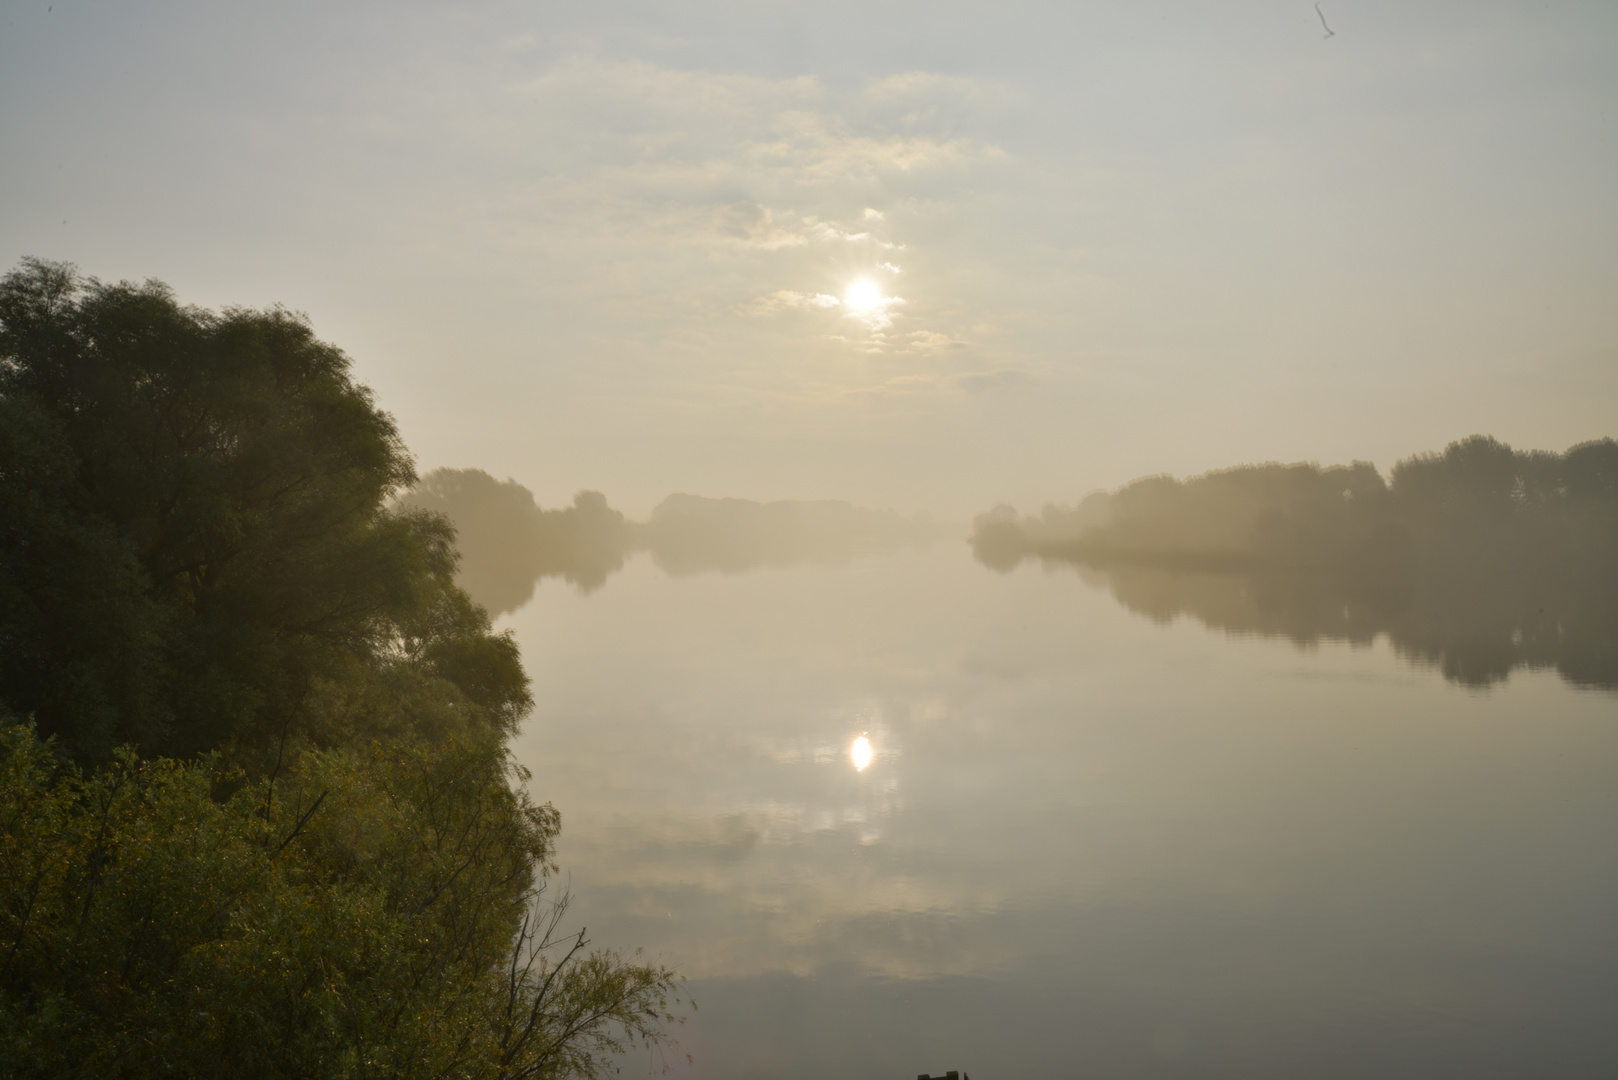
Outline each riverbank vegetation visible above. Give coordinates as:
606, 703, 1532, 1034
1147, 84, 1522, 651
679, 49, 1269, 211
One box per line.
971, 437, 1618, 688
0, 258, 684, 1077
398, 468, 952, 613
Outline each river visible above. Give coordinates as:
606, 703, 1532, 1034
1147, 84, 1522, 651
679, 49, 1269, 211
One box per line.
504, 542, 1618, 1079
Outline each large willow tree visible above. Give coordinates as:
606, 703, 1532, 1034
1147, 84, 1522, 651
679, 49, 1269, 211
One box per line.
0, 259, 684, 1078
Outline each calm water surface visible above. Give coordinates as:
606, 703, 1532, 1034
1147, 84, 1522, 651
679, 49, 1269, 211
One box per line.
504, 544, 1618, 1079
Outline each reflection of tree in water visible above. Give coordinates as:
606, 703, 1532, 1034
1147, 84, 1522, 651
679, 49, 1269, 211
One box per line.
396, 470, 628, 614
399, 471, 951, 615
1064, 558, 1617, 690
973, 436, 1618, 691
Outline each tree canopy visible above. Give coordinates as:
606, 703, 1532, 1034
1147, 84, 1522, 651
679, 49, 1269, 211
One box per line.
0, 257, 527, 765
972, 435, 1618, 572
397, 468, 951, 612
0, 724, 680, 1080
0, 259, 685, 1077
970, 435, 1618, 688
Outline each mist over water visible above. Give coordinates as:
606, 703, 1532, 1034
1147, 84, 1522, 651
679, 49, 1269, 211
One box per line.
409, 437, 1618, 692
436, 437, 1618, 1078
505, 542, 1618, 1079
398, 468, 957, 614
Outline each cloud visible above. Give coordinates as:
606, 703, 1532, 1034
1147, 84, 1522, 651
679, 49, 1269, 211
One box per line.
839, 374, 942, 398
957, 370, 1028, 394
860, 71, 1023, 111
804, 219, 905, 249
903, 330, 967, 353
505, 58, 1004, 198
844, 294, 906, 332
810, 223, 872, 243
415, 57, 1006, 359
354, 52, 1017, 376
713, 202, 807, 250
744, 290, 842, 316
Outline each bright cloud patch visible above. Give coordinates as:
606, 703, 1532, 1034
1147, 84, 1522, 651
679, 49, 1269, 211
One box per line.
744, 290, 842, 316
419, 55, 1016, 372
843, 291, 905, 331
905, 330, 967, 352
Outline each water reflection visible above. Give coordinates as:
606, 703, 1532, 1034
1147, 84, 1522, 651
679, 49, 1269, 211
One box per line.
970, 437, 1618, 690
511, 550, 1618, 1080
509, 546, 1618, 1078
973, 554, 1618, 690
641, 495, 953, 579
852, 735, 873, 772
397, 471, 630, 612
398, 468, 957, 614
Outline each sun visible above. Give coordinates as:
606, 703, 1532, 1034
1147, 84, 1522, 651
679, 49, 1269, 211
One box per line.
843, 278, 883, 312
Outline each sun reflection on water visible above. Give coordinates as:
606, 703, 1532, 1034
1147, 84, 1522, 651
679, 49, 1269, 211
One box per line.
851, 734, 873, 772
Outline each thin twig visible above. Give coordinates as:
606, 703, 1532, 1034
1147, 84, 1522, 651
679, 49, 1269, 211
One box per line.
272, 789, 328, 856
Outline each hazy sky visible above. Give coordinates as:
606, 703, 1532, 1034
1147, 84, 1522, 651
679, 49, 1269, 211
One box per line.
3, 0, 1614, 516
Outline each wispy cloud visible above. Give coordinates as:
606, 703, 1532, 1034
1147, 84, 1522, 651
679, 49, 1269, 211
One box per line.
957, 370, 1028, 394
366, 56, 1012, 368
712, 202, 808, 249
502, 57, 1005, 200
904, 330, 968, 353
743, 290, 842, 316
838, 374, 944, 399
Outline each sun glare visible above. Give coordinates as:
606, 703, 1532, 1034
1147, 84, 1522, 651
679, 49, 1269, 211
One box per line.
844, 278, 883, 312
851, 735, 873, 772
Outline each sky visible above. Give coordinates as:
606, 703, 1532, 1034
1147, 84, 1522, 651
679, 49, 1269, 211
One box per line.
2, 0, 1615, 518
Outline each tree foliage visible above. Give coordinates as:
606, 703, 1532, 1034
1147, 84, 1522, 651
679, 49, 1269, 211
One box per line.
0, 257, 528, 765
0, 259, 687, 1075
0, 724, 682, 1080
969, 435, 1618, 689
972, 434, 1618, 573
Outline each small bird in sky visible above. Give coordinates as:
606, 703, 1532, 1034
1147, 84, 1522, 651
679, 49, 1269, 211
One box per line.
1315, 2, 1336, 38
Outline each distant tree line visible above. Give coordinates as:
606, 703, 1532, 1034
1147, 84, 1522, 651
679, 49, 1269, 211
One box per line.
971, 437, 1618, 689
398, 470, 951, 615
398, 474, 634, 612
0, 259, 684, 1077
